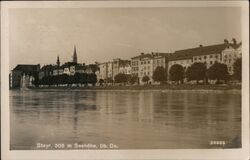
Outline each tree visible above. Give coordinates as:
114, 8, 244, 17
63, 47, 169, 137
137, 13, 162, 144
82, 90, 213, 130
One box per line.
87, 73, 97, 86
129, 75, 139, 84
169, 64, 184, 84
114, 73, 127, 84
99, 79, 104, 86
142, 75, 150, 84
233, 58, 242, 81
153, 66, 167, 83
79, 73, 88, 86
207, 62, 229, 84
186, 62, 207, 84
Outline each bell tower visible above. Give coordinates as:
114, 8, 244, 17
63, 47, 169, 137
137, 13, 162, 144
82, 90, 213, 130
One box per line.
57, 56, 60, 66
72, 45, 77, 63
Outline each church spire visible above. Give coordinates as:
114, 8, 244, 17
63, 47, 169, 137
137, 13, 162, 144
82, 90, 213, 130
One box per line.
73, 45, 77, 63
57, 55, 60, 67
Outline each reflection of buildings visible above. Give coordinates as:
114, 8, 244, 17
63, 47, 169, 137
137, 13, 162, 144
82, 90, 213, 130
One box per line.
138, 92, 154, 122
9, 64, 40, 89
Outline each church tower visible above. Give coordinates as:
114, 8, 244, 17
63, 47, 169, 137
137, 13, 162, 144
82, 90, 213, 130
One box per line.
72, 45, 77, 63
56, 56, 60, 67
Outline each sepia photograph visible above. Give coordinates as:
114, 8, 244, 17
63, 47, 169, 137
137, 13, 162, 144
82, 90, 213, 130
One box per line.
1, 1, 249, 160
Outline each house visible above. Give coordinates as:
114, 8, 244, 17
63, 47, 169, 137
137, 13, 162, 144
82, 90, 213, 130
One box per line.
132, 52, 171, 84
10, 64, 40, 89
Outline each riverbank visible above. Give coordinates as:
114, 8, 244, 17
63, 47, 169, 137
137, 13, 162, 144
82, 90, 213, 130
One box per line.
28, 84, 241, 91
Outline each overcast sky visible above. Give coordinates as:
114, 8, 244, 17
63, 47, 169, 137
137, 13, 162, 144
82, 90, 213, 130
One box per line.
9, 7, 241, 70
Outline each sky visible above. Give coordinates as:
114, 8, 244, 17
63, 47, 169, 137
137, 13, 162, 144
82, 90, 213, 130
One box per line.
9, 7, 242, 70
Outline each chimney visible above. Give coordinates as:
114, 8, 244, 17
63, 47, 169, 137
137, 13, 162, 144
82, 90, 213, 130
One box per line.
199, 44, 203, 47
141, 53, 144, 56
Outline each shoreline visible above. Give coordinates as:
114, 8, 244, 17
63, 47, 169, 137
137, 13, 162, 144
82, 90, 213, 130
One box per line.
26, 84, 241, 91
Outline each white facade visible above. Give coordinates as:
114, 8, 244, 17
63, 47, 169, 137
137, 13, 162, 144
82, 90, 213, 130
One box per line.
168, 58, 193, 71
119, 64, 131, 75
107, 62, 113, 79
222, 46, 242, 75
98, 63, 108, 80
192, 53, 221, 69
138, 57, 153, 83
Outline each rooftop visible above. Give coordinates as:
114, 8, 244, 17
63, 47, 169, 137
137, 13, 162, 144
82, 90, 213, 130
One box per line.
13, 64, 40, 72
169, 42, 241, 61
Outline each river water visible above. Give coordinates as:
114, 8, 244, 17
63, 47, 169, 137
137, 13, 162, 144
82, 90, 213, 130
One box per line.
10, 89, 241, 149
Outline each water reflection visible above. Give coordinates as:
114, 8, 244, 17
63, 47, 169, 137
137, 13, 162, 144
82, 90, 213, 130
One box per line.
10, 90, 241, 149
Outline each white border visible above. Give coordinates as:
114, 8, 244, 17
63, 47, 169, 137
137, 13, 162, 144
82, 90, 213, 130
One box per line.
1, 1, 249, 160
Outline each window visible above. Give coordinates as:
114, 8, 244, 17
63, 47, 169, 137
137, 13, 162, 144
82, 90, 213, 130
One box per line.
148, 61, 150, 64
210, 55, 213, 58
199, 57, 202, 60
141, 62, 143, 65
210, 61, 213, 65
224, 55, 227, 58
194, 57, 197, 61
229, 59, 231, 63
204, 56, 207, 59
228, 67, 231, 71
215, 55, 218, 59
148, 72, 150, 75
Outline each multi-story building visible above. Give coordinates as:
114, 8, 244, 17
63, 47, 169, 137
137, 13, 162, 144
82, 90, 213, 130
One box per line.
98, 62, 108, 80
107, 61, 113, 80
119, 62, 131, 75
138, 54, 154, 83
10, 64, 40, 89
113, 59, 131, 78
221, 42, 242, 75
131, 55, 141, 77
132, 52, 171, 84
168, 40, 242, 76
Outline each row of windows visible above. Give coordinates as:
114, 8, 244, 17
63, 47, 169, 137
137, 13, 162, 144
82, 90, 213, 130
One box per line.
140, 72, 150, 76
141, 61, 151, 65
224, 54, 237, 59
194, 55, 219, 61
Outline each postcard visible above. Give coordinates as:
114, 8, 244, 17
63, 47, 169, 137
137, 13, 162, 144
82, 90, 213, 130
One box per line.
1, 1, 249, 160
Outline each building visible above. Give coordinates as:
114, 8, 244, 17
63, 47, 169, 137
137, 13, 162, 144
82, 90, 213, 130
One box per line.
10, 64, 40, 89
168, 40, 242, 77
132, 52, 171, 84
221, 42, 242, 75
131, 55, 141, 77
113, 58, 131, 79
39, 65, 56, 80
98, 62, 108, 80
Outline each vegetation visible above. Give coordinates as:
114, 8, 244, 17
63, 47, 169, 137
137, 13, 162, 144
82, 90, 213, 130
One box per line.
169, 64, 184, 84
114, 73, 127, 84
87, 73, 97, 86
186, 62, 207, 84
153, 66, 167, 83
99, 79, 104, 86
142, 75, 150, 84
37, 73, 97, 86
129, 75, 139, 84
207, 62, 229, 84
233, 58, 242, 82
